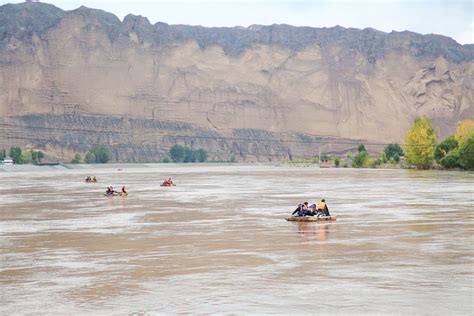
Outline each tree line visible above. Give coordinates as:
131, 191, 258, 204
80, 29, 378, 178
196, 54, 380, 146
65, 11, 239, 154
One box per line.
70, 144, 209, 164
308, 143, 404, 168
288, 118, 473, 171
0, 147, 44, 164
163, 145, 208, 163
71, 145, 111, 164
404, 118, 473, 170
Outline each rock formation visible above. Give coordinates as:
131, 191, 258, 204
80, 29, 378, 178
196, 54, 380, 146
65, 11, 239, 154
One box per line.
0, 2, 472, 161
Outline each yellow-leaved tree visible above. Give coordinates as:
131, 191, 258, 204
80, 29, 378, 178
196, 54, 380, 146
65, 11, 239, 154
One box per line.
404, 117, 437, 169
455, 119, 474, 146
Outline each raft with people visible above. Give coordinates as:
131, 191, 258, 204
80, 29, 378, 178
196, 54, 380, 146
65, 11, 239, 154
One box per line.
85, 176, 97, 183
160, 178, 175, 187
288, 199, 334, 222
104, 185, 128, 197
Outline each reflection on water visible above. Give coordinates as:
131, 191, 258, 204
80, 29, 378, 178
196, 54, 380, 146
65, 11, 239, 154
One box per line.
295, 222, 330, 241
0, 165, 473, 314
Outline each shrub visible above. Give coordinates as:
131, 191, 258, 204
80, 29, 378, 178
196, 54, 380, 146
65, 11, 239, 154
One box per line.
9, 146, 22, 164
196, 149, 208, 162
352, 151, 368, 168
90, 145, 111, 163
358, 144, 367, 153
84, 152, 96, 164
31, 150, 44, 164
71, 153, 82, 164
169, 145, 186, 162
439, 149, 461, 169
169, 145, 208, 163
458, 135, 474, 170
435, 136, 458, 162
384, 143, 404, 160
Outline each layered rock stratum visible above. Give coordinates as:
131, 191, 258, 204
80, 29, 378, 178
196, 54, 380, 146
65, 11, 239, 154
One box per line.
0, 2, 472, 161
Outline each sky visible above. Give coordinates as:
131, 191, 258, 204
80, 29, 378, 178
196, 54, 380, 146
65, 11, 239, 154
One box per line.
1, 0, 472, 44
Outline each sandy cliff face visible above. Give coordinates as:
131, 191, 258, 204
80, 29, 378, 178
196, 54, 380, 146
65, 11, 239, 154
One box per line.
0, 3, 472, 161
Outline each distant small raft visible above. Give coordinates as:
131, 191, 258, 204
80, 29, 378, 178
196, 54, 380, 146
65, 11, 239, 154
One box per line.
160, 184, 176, 187
286, 215, 337, 222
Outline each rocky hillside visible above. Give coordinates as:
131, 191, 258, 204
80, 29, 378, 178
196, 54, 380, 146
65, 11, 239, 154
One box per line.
0, 2, 472, 161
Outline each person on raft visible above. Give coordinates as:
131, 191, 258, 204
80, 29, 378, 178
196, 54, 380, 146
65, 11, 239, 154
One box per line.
292, 202, 317, 216
292, 203, 303, 216
105, 186, 116, 195
121, 186, 127, 194
317, 199, 330, 216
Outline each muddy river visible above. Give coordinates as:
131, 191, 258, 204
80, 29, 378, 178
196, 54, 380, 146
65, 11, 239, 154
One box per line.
1, 165, 473, 314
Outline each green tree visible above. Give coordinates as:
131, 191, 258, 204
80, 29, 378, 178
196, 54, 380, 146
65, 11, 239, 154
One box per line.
30, 150, 43, 164
84, 152, 96, 164
404, 117, 437, 169
334, 156, 340, 167
458, 134, 474, 170
183, 148, 196, 163
384, 143, 404, 160
169, 145, 186, 162
71, 153, 82, 164
19, 151, 32, 164
358, 144, 367, 153
196, 149, 208, 162
0, 149, 5, 160
434, 136, 458, 162
439, 149, 461, 169
37, 151, 44, 163
369, 157, 383, 168
352, 151, 368, 167
455, 119, 474, 146
392, 153, 400, 163
9, 146, 22, 164
31, 150, 38, 164
161, 156, 171, 163
344, 152, 353, 167
91, 145, 111, 163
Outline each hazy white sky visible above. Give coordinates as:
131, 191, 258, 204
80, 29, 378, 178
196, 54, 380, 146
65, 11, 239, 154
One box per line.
2, 0, 472, 44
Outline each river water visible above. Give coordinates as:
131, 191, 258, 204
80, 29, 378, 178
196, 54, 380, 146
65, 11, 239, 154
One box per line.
1, 164, 473, 314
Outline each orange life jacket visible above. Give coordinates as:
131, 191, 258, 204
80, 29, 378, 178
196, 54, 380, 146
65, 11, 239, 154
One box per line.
317, 202, 326, 210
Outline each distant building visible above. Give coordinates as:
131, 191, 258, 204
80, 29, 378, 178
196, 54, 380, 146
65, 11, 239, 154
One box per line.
2, 156, 13, 165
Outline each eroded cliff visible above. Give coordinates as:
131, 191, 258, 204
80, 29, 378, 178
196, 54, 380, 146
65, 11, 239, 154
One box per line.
0, 3, 472, 161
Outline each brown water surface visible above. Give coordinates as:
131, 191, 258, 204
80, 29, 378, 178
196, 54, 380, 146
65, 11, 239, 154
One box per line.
1, 165, 473, 314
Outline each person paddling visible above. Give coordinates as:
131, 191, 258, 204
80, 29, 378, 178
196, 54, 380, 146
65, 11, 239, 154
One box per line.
317, 199, 330, 216
292, 203, 303, 216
